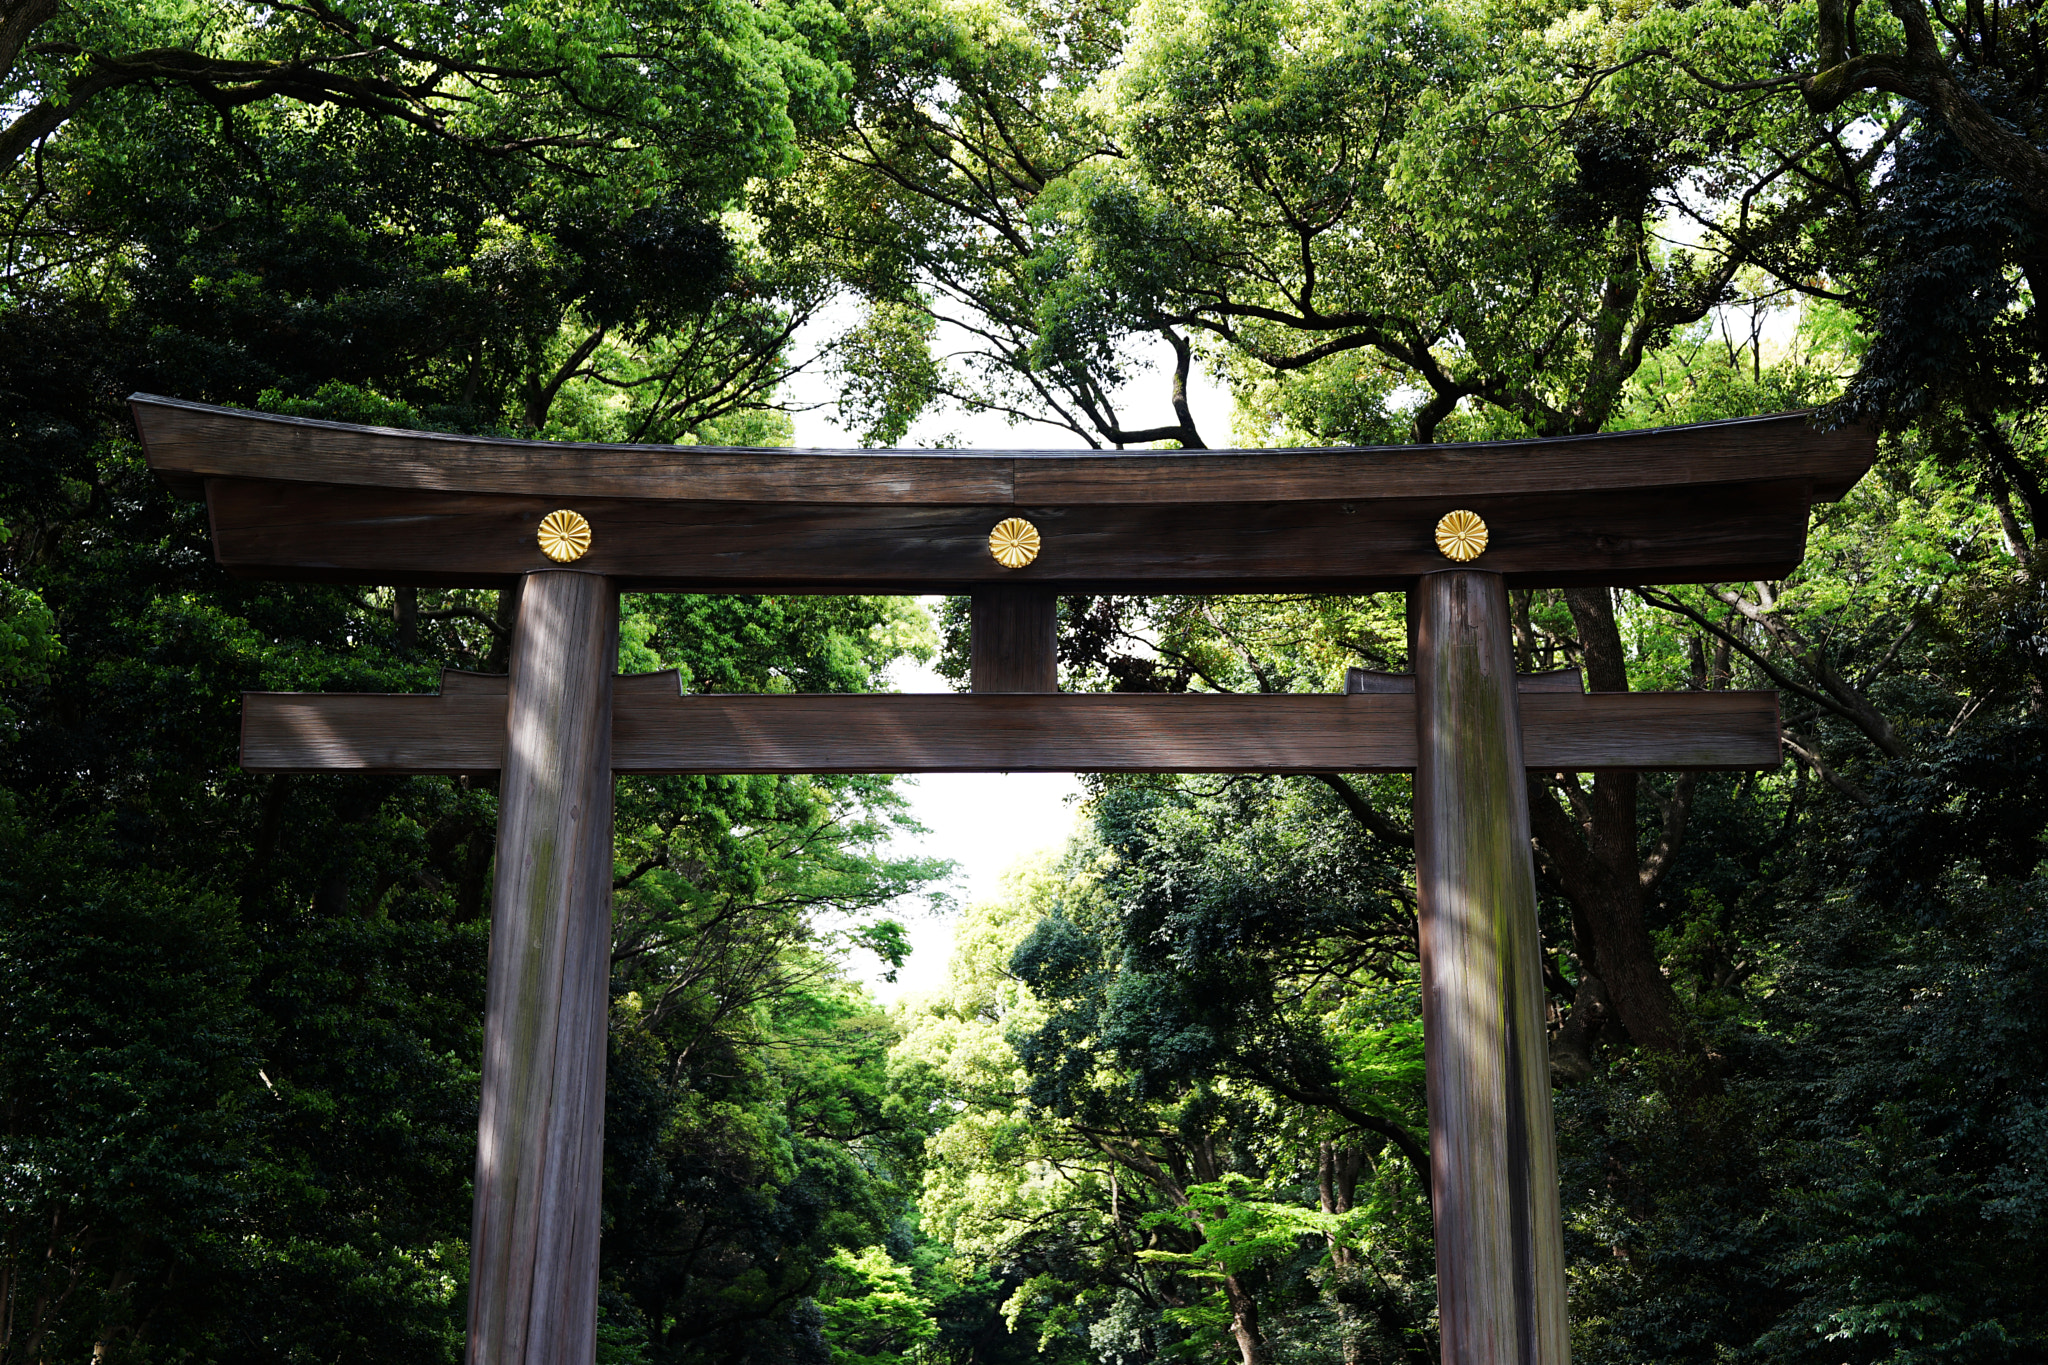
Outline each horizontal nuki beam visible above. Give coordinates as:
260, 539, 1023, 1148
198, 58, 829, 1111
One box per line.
240, 672, 1781, 775
132, 396, 1876, 593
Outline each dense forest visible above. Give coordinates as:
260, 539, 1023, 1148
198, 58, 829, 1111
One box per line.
4, 0, 2048, 1360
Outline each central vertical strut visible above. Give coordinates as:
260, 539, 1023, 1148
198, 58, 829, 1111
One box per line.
971, 586, 1058, 693
1413, 571, 1569, 1365
469, 570, 619, 1365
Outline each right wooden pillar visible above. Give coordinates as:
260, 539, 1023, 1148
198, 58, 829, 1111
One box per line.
1412, 571, 1570, 1365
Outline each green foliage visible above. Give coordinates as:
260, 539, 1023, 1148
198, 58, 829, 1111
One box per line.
11, 0, 2048, 1361
0, 573, 60, 720
601, 977, 936, 1363
0, 3, 947, 1354
2, 0, 854, 197
835, 301, 946, 447
821, 0, 1864, 448
0, 822, 485, 1359
1140, 1176, 1375, 1279
1562, 887, 2048, 1362
892, 790, 1436, 1365
819, 1247, 942, 1365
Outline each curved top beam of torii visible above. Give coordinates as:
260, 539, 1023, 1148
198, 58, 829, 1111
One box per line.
131, 394, 1874, 595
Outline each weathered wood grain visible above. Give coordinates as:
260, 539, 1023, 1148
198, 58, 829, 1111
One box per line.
133, 393, 1872, 505
1345, 668, 1585, 694
240, 690, 506, 772
971, 588, 1058, 693
1009, 418, 1871, 505
199, 475, 1818, 592
467, 572, 617, 1365
610, 693, 1422, 772
241, 686, 1780, 774
1515, 669, 1584, 694
138, 394, 1015, 504
1523, 691, 1780, 769
1412, 570, 1570, 1365
1346, 669, 1419, 695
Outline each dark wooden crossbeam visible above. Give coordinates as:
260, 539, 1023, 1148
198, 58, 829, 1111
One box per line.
132, 395, 1872, 592
240, 670, 1780, 775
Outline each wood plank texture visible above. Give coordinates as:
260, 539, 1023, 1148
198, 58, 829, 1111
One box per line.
134, 393, 1872, 505
467, 572, 618, 1365
971, 588, 1058, 692
612, 693, 1422, 772
199, 475, 1818, 592
1412, 570, 1570, 1365
1346, 669, 1585, 694
1522, 691, 1780, 769
241, 691, 505, 771
241, 687, 1780, 774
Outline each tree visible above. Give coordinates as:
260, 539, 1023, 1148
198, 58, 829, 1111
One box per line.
817, 1246, 942, 1365
829, 0, 1905, 1069
1797, 0, 2048, 221
891, 794, 1437, 1365
1584, 0, 2048, 567
602, 977, 935, 1364
0, 5, 951, 1348
817, 0, 1868, 447
0, 0, 850, 190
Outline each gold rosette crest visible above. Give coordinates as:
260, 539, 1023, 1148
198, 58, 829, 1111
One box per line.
988, 517, 1040, 569
537, 509, 593, 563
1433, 509, 1488, 563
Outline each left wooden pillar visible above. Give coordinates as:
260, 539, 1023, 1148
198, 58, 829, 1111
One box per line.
469, 570, 619, 1365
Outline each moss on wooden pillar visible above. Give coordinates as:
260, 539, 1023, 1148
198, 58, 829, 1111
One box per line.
1413, 570, 1569, 1365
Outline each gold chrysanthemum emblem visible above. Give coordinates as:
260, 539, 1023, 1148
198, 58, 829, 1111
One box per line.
1433, 509, 1488, 563
988, 518, 1041, 569
537, 509, 593, 563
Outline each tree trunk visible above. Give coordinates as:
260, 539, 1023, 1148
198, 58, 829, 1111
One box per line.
1320, 1140, 1371, 1365
1529, 588, 1689, 1058
1221, 1272, 1266, 1365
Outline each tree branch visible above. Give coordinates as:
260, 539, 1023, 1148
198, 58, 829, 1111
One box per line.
1304, 773, 1415, 851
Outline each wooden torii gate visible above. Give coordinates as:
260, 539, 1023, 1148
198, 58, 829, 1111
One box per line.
131, 395, 1872, 1365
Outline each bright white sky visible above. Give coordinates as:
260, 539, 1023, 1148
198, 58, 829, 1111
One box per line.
781, 309, 1233, 1002
861, 649, 1089, 1003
